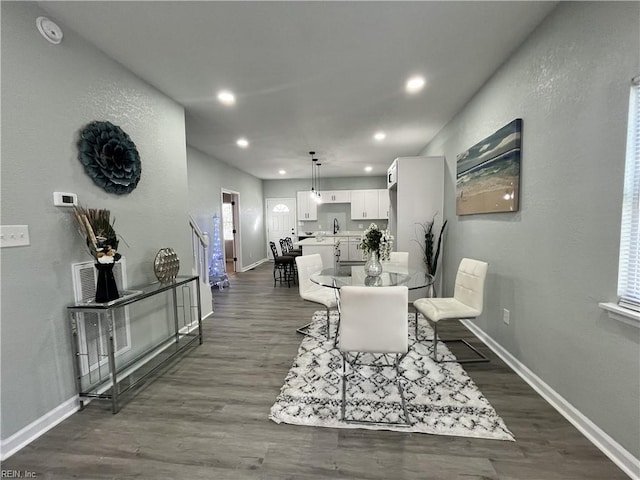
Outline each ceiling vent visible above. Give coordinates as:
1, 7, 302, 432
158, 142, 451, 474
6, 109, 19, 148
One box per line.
36, 16, 63, 45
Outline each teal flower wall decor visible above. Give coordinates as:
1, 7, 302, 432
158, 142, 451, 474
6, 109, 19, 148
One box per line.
78, 121, 141, 194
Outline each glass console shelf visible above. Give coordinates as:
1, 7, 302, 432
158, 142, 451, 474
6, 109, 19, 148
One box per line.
67, 275, 203, 413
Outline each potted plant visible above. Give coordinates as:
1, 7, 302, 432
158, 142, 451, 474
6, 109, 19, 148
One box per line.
415, 214, 447, 292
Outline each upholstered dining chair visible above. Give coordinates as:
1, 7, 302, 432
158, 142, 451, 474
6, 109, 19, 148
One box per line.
338, 285, 411, 426
269, 241, 295, 287
294, 254, 339, 339
413, 257, 489, 363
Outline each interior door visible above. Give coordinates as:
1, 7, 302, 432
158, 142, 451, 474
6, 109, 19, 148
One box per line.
266, 198, 297, 259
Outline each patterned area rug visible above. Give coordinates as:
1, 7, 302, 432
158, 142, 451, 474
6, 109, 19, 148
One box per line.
269, 311, 514, 441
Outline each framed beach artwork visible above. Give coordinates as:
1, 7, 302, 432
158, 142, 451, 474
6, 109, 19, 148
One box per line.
456, 119, 522, 216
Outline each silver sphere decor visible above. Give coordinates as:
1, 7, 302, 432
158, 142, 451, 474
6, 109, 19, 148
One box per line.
153, 248, 180, 283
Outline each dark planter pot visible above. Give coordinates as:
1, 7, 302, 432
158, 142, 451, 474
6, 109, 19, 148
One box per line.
95, 262, 119, 303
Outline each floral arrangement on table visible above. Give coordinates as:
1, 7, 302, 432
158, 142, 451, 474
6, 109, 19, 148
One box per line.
359, 223, 393, 261
72, 206, 122, 264
415, 214, 447, 276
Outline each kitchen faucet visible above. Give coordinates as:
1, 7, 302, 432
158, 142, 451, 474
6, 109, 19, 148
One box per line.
333, 218, 340, 234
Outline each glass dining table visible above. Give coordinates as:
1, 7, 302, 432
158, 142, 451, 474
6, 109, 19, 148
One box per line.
310, 265, 434, 290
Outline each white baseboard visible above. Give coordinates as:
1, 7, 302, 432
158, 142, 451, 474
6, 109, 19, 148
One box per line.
241, 257, 269, 272
461, 320, 640, 480
0, 396, 79, 461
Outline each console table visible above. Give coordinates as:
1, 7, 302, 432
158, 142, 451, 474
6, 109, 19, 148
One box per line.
67, 275, 203, 413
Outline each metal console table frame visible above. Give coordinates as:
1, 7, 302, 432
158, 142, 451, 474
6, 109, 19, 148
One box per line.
67, 275, 203, 413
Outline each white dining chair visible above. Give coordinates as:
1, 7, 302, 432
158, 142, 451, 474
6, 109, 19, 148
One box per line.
413, 258, 489, 363
383, 251, 409, 269
295, 254, 339, 339
338, 285, 411, 426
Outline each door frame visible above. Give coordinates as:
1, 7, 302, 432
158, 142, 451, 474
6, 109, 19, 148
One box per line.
221, 189, 241, 272
265, 197, 297, 260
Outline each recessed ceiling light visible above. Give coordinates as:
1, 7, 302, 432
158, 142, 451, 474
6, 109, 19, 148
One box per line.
217, 90, 236, 106
374, 132, 386, 141
236, 138, 249, 148
365, 166, 373, 173
279, 169, 286, 175
406, 75, 426, 93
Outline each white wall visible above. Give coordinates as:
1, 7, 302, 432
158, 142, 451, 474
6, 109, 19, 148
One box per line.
187, 146, 266, 269
421, 2, 639, 458
1, 2, 193, 442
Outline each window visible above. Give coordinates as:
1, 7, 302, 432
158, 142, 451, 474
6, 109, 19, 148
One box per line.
617, 77, 640, 311
272, 203, 290, 213
222, 203, 234, 241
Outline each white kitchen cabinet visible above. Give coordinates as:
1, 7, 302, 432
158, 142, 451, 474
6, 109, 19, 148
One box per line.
378, 189, 390, 220
299, 238, 338, 268
335, 236, 365, 262
296, 191, 317, 221
388, 156, 444, 299
320, 190, 350, 203
350, 190, 380, 220
348, 237, 366, 261
335, 237, 347, 262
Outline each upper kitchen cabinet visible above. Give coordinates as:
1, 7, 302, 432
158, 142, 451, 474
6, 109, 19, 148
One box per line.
296, 191, 318, 221
351, 189, 389, 220
378, 189, 390, 220
350, 190, 380, 220
320, 190, 351, 203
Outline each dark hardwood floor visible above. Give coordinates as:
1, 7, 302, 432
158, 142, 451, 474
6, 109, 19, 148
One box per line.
3, 263, 628, 479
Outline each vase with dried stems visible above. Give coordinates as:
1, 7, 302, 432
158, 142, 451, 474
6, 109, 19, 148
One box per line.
72, 206, 123, 302
415, 214, 447, 297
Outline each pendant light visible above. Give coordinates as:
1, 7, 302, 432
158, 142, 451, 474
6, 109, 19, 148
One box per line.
315, 161, 322, 204
309, 151, 316, 199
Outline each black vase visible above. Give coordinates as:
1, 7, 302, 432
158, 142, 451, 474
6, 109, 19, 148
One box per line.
95, 262, 120, 303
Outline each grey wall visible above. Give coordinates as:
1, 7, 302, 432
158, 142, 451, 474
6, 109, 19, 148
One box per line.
264, 176, 387, 231
1, 2, 193, 440
421, 2, 640, 456
187, 146, 266, 269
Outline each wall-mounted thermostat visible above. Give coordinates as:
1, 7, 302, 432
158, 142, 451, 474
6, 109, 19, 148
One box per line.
53, 192, 77, 207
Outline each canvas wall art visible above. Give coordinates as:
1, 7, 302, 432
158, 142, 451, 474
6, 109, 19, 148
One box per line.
456, 119, 522, 215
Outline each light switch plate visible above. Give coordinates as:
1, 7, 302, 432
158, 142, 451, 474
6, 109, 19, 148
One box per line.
0, 225, 30, 248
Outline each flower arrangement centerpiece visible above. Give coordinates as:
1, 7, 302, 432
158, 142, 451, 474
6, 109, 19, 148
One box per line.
72, 206, 122, 302
359, 223, 393, 277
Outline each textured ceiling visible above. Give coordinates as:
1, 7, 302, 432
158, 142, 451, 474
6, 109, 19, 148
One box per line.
39, 1, 557, 179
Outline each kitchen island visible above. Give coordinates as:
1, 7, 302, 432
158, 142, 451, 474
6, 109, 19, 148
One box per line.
296, 231, 367, 266
296, 237, 340, 268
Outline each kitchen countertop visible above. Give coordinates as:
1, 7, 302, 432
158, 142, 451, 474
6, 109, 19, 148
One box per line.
297, 237, 338, 246
300, 231, 364, 238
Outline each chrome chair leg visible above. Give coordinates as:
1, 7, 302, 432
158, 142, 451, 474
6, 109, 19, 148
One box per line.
296, 306, 332, 339
340, 352, 411, 426
430, 320, 489, 364
341, 355, 347, 421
